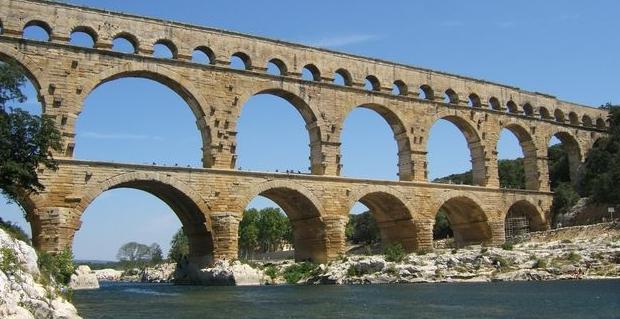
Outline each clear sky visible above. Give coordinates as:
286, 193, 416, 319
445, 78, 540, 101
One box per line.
1, 0, 618, 261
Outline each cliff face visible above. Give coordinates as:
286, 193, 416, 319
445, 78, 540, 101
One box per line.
0, 229, 81, 319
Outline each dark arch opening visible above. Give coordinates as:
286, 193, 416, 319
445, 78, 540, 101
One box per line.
266, 58, 287, 76
235, 89, 319, 174
539, 107, 551, 119
434, 197, 492, 248
523, 103, 534, 116
23, 20, 52, 42
568, 112, 579, 125
489, 97, 501, 110
392, 80, 408, 96
69, 26, 97, 48
428, 117, 485, 186
419, 85, 434, 100
444, 89, 459, 104
596, 118, 606, 129
504, 200, 545, 240
548, 132, 581, 188
497, 125, 538, 190
364, 75, 381, 92
468, 93, 482, 108
192, 46, 215, 65
242, 187, 327, 262
112, 33, 139, 54
554, 109, 566, 123
301, 64, 321, 82
341, 104, 412, 181
506, 100, 519, 113
230, 52, 251, 70
333, 68, 352, 86
74, 181, 212, 266
582, 115, 593, 127
76, 74, 205, 166
153, 39, 177, 59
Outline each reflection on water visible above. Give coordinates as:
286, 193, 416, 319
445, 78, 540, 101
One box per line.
74, 280, 620, 319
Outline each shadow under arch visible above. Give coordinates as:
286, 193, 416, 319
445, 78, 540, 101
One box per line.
78, 63, 212, 166
237, 87, 325, 174
549, 130, 582, 185
433, 195, 492, 247
504, 200, 546, 240
241, 181, 328, 262
500, 123, 540, 190
75, 173, 213, 263
348, 186, 418, 251
428, 115, 486, 186
343, 103, 413, 180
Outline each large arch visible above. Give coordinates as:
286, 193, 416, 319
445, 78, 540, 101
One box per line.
432, 195, 492, 247
548, 130, 582, 185
342, 103, 413, 181
241, 181, 328, 262
74, 172, 213, 262
347, 186, 417, 251
235, 87, 324, 174
504, 200, 546, 240
0, 48, 48, 112
428, 115, 486, 186
78, 62, 211, 166
499, 123, 540, 190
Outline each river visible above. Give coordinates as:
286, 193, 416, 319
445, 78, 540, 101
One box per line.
73, 280, 619, 319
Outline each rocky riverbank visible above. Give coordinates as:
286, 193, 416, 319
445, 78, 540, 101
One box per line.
0, 229, 81, 318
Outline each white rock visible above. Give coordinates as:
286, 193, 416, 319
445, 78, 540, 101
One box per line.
69, 265, 99, 290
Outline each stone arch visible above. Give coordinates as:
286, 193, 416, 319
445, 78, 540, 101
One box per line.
301, 64, 321, 81
489, 97, 501, 110
419, 84, 434, 100
432, 194, 492, 247
582, 115, 593, 127
334, 68, 352, 86
468, 93, 482, 108
347, 186, 418, 251
112, 32, 140, 53
392, 80, 408, 96
504, 200, 546, 240
78, 62, 211, 165
554, 109, 566, 123
230, 51, 251, 70
343, 102, 413, 180
23, 20, 52, 40
240, 180, 328, 262
235, 87, 324, 174
499, 123, 540, 190
506, 100, 518, 113
548, 129, 583, 184
266, 58, 287, 75
569, 112, 580, 125
192, 46, 216, 65
153, 39, 178, 59
523, 103, 534, 116
0, 47, 48, 112
69, 25, 98, 46
539, 107, 551, 119
428, 114, 487, 186
74, 172, 213, 260
596, 118, 606, 129
364, 75, 381, 91
444, 88, 459, 104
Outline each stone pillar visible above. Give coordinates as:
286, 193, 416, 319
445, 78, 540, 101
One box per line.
31, 207, 81, 254
322, 215, 348, 261
537, 156, 551, 192
488, 219, 506, 246
377, 219, 418, 252
291, 216, 330, 263
395, 132, 414, 181
210, 212, 240, 261
310, 141, 341, 176
469, 140, 487, 186
485, 150, 500, 188
415, 219, 434, 251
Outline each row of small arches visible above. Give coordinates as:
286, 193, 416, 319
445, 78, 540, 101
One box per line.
11, 20, 608, 130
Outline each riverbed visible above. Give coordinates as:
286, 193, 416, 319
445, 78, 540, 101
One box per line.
73, 280, 619, 318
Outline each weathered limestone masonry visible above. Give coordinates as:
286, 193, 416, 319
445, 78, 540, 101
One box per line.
0, 0, 608, 265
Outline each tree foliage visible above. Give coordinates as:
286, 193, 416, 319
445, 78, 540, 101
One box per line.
498, 158, 525, 189
0, 62, 61, 204
433, 210, 453, 240
346, 211, 380, 244
238, 207, 292, 259
168, 228, 189, 263
116, 241, 163, 267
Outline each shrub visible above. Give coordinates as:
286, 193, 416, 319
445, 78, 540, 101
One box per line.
1, 247, 18, 273
480, 247, 489, 254
0, 218, 30, 244
384, 243, 406, 263
501, 242, 514, 251
416, 249, 430, 256
264, 265, 278, 280
493, 256, 512, 269
561, 239, 572, 244
567, 251, 582, 262
532, 258, 547, 269
347, 265, 361, 277
38, 248, 74, 285
282, 262, 318, 284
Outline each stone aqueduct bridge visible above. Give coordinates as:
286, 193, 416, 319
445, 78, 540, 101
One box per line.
1, 0, 608, 264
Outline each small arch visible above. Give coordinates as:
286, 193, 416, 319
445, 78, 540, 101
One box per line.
523, 103, 534, 116
504, 200, 546, 240
301, 64, 321, 81
554, 109, 565, 122
69, 26, 97, 48
568, 112, 579, 125
444, 89, 459, 104
489, 97, 501, 110
333, 68, 352, 86
364, 75, 381, 92
192, 46, 215, 65
112, 32, 139, 54
468, 93, 482, 108
500, 124, 539, 190
419, 85, 434, 100
266, 58, 287, 76
434, 196, 492, 247
392, 80, 408, 96
506, 100, 518, 113
153, 39, 178, 59
23, 20, 52, 42
596, 118, 606, 129
539, 107, 551, 119
582, 115, 593, 127
230, 52, 252, 70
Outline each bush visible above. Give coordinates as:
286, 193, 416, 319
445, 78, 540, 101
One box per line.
38, 248, 74, 285
501, 242, 514, 251
1, 247, 18, 273
0, 218, 30, 244
567, 251, 581, 262
492, 256, 512, 269
264, 265, 278, 280
282, 262, 318, 284
532, 258, 547, 269
384, 243, 406, 263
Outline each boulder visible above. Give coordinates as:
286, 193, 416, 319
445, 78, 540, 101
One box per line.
94, 268, 123, 281
190, 260, 267, 286
140, 263, 176, 282
69, 265, 99, 290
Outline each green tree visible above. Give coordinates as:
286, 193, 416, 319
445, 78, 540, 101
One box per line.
168, 228, 189, 263
238, 208, 260, 259
116, 242, 152, 268
498, 158, 525, 189
346, 211, 380, 244
256, 207, 291, 253
149, 243, 163, 264
433, 210, 453, 239
0, 62, 62, 204
578, 104, 620, 204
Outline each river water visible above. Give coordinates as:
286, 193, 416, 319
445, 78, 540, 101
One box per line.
73, 280, 619, 319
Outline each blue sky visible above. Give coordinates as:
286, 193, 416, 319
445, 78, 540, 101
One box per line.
1, 0, 618, 261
